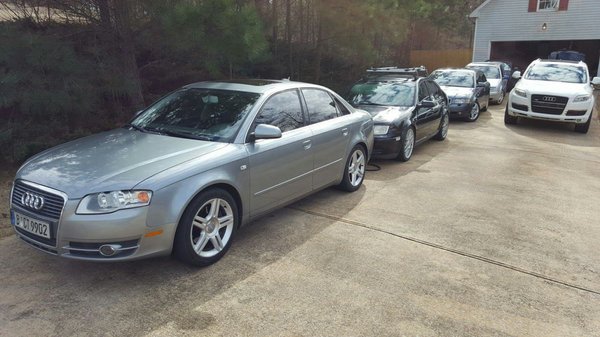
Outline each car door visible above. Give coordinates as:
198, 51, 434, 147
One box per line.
245, 89, 313, 216
301, 88, 352, 189
425, 80, 444, 132
415, 81, 438, 140
475, 71, 490, 106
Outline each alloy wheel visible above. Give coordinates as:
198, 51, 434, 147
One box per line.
190, 198, 234, 258
404, 128, 415, 159
347, 149, 366, 187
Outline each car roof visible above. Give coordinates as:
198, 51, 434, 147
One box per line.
183, 79, 328, 94
467, 62, 501, 68
433, 68, 478, 75
537, 59, 584, 65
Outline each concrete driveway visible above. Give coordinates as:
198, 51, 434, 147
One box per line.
1, 102, 599, 337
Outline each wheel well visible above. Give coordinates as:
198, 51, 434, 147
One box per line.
192, 183, 243, 227
355, 142, 368, 158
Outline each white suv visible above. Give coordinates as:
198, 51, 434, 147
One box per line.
505, 59, 599, 133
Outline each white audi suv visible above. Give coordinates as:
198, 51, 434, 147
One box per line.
505, 59, 599, 133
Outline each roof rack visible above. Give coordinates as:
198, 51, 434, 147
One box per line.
366, 66, 428, 78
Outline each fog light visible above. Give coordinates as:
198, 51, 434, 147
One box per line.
99, 244, 122, 257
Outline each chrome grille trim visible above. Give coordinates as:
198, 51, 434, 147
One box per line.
12, 181, 67, 220
531, 95, 568, 115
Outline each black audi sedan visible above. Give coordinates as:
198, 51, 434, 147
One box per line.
347, 70, 449, 162
429, 68, 490, 122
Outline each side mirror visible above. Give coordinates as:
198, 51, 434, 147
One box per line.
252, 124, 282, 141
419, 100, 435, 108
591, 77, 600, 89
512, 71, 522, 79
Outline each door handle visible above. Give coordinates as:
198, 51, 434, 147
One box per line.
341, 128, 349, 136
302, 140, 312, 150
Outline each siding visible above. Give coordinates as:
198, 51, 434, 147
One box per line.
472, 0, 600, 61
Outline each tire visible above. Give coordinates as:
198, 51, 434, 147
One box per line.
173, 188, 238, 267
338, 145, 366, 192
465, 103, 480, 122
396, 127, 415, 162
496, 90, 505, 105
504, 104, 518, 125
433, 113, 449, 141
574, 113, 592, 134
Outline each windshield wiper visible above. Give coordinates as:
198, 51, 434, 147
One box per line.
159, 129, 215, 141
124, 123, 146, 133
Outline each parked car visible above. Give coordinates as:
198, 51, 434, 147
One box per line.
486, 60, 517, 92
549, 50, 585, 62
347, 68, 449, 162
466, 62, 506, 104
505, 59, 598, 133
429, 68, 490, 122
366, 65, 429, 77
10, 80, 374, 266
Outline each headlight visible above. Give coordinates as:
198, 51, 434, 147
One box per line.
76, 190, 152, 214
452, 98, 471, 104
573, 95, 591, 103
514, 89, 527, 98
373, 125, 390, 135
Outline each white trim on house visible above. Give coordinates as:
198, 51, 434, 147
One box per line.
469, 0, 492, 18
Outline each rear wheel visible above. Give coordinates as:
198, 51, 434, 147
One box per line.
338, 145, 366, 192
504, 104, 518, 125
396, 127, 415, 162
574, 113, 592, 134
173, 188, 238, 267
434, 113, 449, 141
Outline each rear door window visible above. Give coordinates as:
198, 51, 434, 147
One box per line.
302, 89, 339, 124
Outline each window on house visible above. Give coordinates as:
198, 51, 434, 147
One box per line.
538, 0, 559, 10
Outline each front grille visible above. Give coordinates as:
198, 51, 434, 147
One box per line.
531, 95, 568, 115
12, 181, 66, 220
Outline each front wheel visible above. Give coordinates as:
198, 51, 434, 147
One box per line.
504, 104, 518, 125
173, 188, 238, 267
338, 145, 366, 192
396, 127, 415, 162
574, 114, 591, 134
465, 103, 480, 122
496, 90, 505, 105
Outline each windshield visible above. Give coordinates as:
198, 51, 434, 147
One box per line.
468, 65, 500, 79
347, 81, 416, 107
524, 63, 587, 83
131, 88, 260, 142
430, 71, 474, 88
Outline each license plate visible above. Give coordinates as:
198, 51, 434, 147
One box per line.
13, 212, 51, 239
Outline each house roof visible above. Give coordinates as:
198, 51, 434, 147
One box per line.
469, 0, 493, 18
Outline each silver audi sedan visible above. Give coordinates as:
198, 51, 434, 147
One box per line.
10, 80, 374, 266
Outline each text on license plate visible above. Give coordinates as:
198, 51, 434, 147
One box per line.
14, 212, 51, 239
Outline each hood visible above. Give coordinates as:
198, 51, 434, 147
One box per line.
440, 86, 474, 99
356, 105, 413, 124
515, 79, 592, 96
17, 128, 228, 198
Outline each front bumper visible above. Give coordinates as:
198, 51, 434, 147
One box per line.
10, 181, 176, 262
448, 103, 474, 119
507, 94, 593, 124
371, 134, 404, 159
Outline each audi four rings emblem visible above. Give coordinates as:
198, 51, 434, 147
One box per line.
21, 192, 45, 211
542, 96, 556, 102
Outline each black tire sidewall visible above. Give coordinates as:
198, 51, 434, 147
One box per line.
173, 188, 238, 266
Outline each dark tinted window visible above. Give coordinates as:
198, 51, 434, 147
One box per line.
255, 90, 304, 132
302, 89, 338, 124
335, 98, 351, 115
425, 81, 440, 99
418, 82, 429, 101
